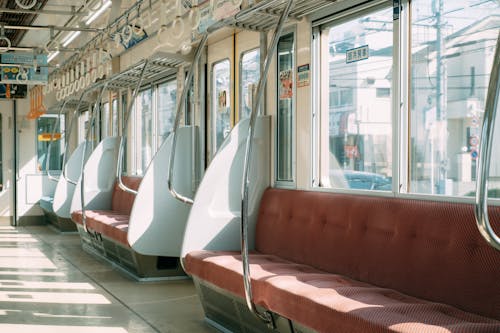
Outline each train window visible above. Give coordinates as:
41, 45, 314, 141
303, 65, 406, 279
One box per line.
276, 32, 295, 185
409, 0, 500, 197
212, 59, 231, 153
157, 80, 177, 146
315, 6, 393, 191
111, 98, 118, 136
37, 114, 65, 172
133, 88, 153, 175
101, 102, 110, 138
240, 48, 260, 120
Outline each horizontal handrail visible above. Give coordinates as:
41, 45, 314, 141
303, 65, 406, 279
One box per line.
240, 0, 294, 325
167, 33, 208, 205
116, 59, 150, 195
474, 31, 500, 251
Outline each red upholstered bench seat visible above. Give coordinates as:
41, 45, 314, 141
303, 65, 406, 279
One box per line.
185, 188, 500, 333
71, 176, 141, 247
186, 251, 500, 333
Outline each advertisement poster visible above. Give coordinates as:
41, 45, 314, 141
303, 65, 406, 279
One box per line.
0, 84, 27, 99
218, 90, 227, 113
279, 69, 293, 99
121, 26, 148, 49
297, 64, 310, 88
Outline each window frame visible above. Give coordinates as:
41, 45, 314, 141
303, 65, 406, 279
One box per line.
311, 0, 500, 206
210, 57, 232, 156
239, 47, 261, 121
274, 26, 297, 189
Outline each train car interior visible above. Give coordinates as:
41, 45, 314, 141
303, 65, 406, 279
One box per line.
0, 0, 498, 332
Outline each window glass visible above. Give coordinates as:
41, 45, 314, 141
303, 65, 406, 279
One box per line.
212, 59, 231, 153
409, 0, 500, 196
157, 80, 177, 146
240, 49, 260, 120
276, 33, 295, 183
318, 6, 393, 191
112, 98, 118, 136
37, 115, 65, 171
101, 102, 110, 138
134, 89, 153, 175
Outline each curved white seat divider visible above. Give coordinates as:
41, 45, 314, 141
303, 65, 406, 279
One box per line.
180, 116, 270, 258
128, 126, 198, 256
53, 142, 91, 219
70, 137, 120, 213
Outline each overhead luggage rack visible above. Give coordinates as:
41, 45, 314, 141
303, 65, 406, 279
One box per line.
210, 0, 336, 32
46, 98, 90, 114
87, 52, 186, 91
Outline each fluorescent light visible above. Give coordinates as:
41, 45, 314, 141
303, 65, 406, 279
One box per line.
62, 31, 81, 47
47, 51, 60, 63
85, 0, 112, 25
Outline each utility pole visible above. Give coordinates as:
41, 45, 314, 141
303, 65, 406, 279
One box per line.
434, 0, 448, 194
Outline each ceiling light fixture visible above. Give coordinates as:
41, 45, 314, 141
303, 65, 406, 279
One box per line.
47, 51, 60, 63
85, 0, 112, 25
62, 31, 81, 47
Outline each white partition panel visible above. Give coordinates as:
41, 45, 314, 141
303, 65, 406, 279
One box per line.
53, 142, 90, 218
70, 137, 120, 213
128, 127, 198, 256
181, 116, 270, 258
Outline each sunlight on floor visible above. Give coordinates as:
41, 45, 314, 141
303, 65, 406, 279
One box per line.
0, 280, 95, 290
0, 291, 111, 304
0, 324, 129, 333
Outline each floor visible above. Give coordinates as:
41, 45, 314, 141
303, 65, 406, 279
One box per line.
0, 223, 219, 333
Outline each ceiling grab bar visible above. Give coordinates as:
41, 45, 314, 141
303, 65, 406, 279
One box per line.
62, 92, 89, 185
240, 0, 294, 325
80, 84, 108, 233
474, 31, 500, 251
45, 99, 69, 182
116, 59, 150, 195
168, 34, 208, 205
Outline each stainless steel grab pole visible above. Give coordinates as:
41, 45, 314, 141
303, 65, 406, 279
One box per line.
62, 93, 89, 185
167, 34, 208, 205
80, 84, 108, 233
474, 31, 500, 251
116, 60, 150, 195
240, 0, 294, 324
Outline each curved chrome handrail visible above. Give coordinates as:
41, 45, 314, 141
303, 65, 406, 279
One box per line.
46, 99, 69, 182
116, 59, 150, 195
240, 0, 294, 324
474, 31, 500, 251
62, 92, 89, 185
168, 34, 208, 205
80, 84, 108, 233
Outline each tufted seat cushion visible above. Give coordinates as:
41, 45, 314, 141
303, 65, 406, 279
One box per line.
185, 188, 500, 332
72, 210, 129, 246
186, 251, 500, 333
71, 176, 141, 246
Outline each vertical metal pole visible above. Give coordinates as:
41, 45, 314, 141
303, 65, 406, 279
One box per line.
474, 31, 500, 251
168, 34, 208, 204
240, 0, 294, 324
12, 100, 17, 227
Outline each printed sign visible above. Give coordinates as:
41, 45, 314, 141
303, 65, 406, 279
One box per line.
279, 69, 293, 99
218, 90, 228, 113
297, 64, 310, 88
198, 0, 240, 33
1, 53, 48, 84
346, 45, 369, 64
